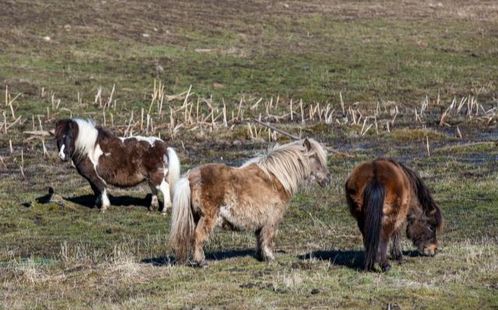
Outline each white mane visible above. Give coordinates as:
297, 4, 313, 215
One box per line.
73, 118, 99, 158
242, 139, 327, 195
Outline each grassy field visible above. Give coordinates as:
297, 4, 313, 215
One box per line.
1, 0, 497, 308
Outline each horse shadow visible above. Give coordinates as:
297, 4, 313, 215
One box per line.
141, 249, 256, 267
401, 250, 424, 257
298, 249, 424, 270
298, 250, 364, 270
64, 194, 153, 209
141, 256, 175, 266
205, 249, 256, 261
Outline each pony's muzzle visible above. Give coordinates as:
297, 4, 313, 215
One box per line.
58, 144, 71, 161
58, 145, 67, 161
421, 244, 438, 257
318, 174, 332, 187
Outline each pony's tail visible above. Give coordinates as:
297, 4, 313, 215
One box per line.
169, 178, 194, 263
363, 178, 385, 271
166, 147, 181, 201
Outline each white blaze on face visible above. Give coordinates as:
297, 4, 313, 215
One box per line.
58, 144, 66, 160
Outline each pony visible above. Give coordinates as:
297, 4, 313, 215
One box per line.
169, 138, 330, 267
54, 118, 180, 213
345, 158, 443, 272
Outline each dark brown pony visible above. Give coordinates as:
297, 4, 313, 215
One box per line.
345, 158, 442, 272
54, 118, 180, 212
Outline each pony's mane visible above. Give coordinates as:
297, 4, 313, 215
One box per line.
54, 120, 68, 139
394, 160, 443, 229
243, 139, 326, 195
73, 118, 99, 158
307, 138, 327, 169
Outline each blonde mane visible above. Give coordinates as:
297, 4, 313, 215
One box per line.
243, 139, 327, 195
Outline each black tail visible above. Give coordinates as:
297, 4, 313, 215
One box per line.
363, 178, 385, 271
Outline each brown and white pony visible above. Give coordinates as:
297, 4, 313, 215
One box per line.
54, 118, 180, 213
169, 138, 330, 267
345, 158, 443, 272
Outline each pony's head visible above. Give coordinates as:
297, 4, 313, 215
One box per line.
54, 119, 78, 161
400, 162, 443, 256
54, 118, 98, 162
406, 205, 443, 256
302, 138, 330, 187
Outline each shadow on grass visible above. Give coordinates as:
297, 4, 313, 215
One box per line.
298, 249, 424, 270
298, 250, 364, 270
141, 256, 175, 266
401, 250, 424, 257
142, 249, 256, 266
64, 194, 153, 209
205, 249, 256, 261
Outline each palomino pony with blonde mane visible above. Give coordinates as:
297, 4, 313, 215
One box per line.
169, 138, 330, 267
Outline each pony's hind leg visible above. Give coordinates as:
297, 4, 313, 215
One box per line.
192, 215, 216, 267
390, 230, 403, 262
378, 236, 391, 272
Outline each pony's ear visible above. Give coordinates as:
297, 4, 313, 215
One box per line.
303, 138, 312, 151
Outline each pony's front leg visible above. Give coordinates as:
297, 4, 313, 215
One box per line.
157, 180, 171, 214
192, 215, 216, 267
100, 188, 111, 212
148, 183, 159, 211
76, 158, 108, 212
256, 224, 277, 262
91, 183, 110, 212
89, 183, 110, 212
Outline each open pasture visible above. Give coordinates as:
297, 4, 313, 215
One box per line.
0, 0, 497, 308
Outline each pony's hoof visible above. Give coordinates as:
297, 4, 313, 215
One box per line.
193, 260, 208, 268
261, 255, 275, 263
380, 263, 391, 272
149, 197, 159, 211
390, 253, 403, 262
256, 254, 275, 262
